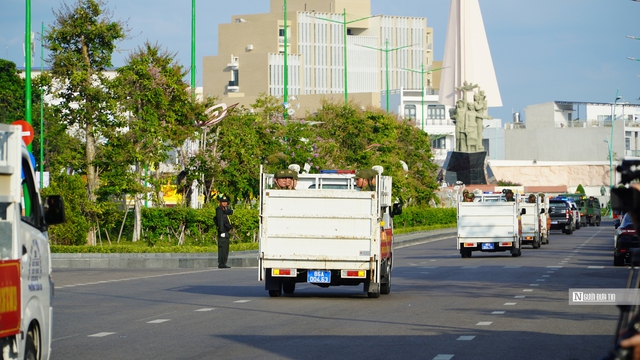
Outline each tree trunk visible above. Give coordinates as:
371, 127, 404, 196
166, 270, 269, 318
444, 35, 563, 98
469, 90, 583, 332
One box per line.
132, 163, 143, 242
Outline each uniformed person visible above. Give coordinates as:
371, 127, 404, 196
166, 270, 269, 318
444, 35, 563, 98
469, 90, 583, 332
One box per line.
215, 194, 233, 268
463, 191, 475, 202
355, 169, 376, 191
273, 169, 296, 190
504, 189, 515, 202
528, 194, 536, 203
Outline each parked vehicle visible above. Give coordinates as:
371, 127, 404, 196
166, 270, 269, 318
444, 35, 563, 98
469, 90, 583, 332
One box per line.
614, 213, 639, 266
258, 167, 401, 298
0, 124, 65, 360
548, 199, 574, 235
457, 193, 523, 258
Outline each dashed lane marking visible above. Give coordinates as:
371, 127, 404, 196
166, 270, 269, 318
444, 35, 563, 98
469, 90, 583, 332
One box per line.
492, 311, 506, 314
234, 300, 251, 303
457, 336, 476, 340
547, 266, 563, 268
476, 322, 492, 326
515, 296, 526, 299
504, 303, 517, 306
147, 319, 171, 324
195, 308, 215, 312
433, 355, 454, 360
588, 266, 605, 269
88, 332, 116, 337
523, 289, 533, 292
529, 284, 539, 286
56, 268, 218, 289
542, 275, 550, 277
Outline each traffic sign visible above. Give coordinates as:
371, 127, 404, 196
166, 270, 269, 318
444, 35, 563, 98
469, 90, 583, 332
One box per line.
12, 120, 34, 145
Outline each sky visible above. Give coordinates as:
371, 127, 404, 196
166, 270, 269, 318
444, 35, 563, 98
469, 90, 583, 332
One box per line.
2, 0, 640, 124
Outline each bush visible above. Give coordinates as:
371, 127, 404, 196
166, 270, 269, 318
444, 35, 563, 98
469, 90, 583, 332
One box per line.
394, 207, 457, 228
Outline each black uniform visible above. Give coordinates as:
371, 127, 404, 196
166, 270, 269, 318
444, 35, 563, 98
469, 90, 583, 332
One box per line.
215, 198, 233, 268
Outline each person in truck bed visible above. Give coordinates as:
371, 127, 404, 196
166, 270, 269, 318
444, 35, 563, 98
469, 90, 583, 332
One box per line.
273, 169, 297, 190
355, 169, 376, 191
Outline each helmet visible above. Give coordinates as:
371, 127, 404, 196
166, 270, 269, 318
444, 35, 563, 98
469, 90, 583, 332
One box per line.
219, 194, 230, 202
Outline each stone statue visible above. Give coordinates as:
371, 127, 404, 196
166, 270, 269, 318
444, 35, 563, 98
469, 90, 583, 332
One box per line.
451, 82, 493, 152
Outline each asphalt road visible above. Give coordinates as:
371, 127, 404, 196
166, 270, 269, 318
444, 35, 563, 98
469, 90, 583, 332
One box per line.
51, 221, 625, 360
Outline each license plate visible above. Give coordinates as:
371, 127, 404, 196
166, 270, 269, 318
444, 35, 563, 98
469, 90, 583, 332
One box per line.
482, 243, 494, 250
307, 270, 331, 283
551, 221, 558, 224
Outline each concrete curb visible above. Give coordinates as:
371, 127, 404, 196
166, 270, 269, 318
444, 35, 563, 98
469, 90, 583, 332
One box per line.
52, 229, 456, 269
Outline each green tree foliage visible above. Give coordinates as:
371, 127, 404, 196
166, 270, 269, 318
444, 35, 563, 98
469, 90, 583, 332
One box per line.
109, 42, 199, 241
0, 59, 25, 123
575, 184, 586, 194
45, 0, 126, 245
42, 173, 92, 245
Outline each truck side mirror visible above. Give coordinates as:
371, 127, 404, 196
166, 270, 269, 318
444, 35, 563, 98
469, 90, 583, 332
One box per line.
44, 195, 66, 226
540, 208, 545, 214
391, 202, 403, 217
520, 208, 527, 215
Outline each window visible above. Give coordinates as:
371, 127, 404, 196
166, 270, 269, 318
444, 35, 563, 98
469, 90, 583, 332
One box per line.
431, 137, 446, 149
404, 105, 416, 120
427, 105, 445, 120
20, 157, 39, 228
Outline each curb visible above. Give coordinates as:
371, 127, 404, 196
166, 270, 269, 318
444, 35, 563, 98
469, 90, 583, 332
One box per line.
52, 229, 456, 269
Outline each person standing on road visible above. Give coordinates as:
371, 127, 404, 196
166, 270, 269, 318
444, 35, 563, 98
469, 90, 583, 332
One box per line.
215, 194, 233, 268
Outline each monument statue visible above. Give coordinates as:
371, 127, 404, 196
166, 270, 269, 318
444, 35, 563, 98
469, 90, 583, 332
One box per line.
450, 81, 493, 152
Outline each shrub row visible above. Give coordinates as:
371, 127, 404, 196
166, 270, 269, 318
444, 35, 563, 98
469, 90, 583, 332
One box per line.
49, 206, 456, 251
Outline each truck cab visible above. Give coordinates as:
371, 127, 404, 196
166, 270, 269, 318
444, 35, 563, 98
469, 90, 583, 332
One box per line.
0, 124, 65, 360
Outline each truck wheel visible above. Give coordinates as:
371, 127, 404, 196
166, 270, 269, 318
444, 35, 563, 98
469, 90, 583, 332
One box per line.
532, 239, 540, 249
596, 217, 601, 226
25, 332, 37, 360
545, 235, 550, 245
283, 282, 295, 294
381, 278, 391, 295
576, 221, 581, 230
460, 250, 472, 258
566, 226, 573, 235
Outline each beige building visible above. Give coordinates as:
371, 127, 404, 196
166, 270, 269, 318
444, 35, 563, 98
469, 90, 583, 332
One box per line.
202, 0, 435, 116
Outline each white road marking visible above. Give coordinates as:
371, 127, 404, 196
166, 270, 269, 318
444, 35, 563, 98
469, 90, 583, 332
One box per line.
462, 266, 480, 269
492, 311, 506, 314
457, 336, 476, 340
504, 302, 517, 306
536, 279, 546, 282
547, 266, 563, 268
542, 275, 550, 277
523, 289, 533, 292
514, 295, 526, 299
56, 268, 218, 289
433, 355, 454, 360
530, 284, 539, 286
234, 300, 251, 303
147, 319, 171, 324
504, 266, 522, 268
88, 332, 116, 337
195, 308, 215, 312
476, 322, 492, 326
588, 266, 605, 269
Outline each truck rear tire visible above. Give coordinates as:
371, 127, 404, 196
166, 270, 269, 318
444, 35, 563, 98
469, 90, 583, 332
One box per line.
460, 249, 472, 258
381, 274, 391, 295
283, 282, 295, 294
532, 239, 540, 249
25, 332, 37, 360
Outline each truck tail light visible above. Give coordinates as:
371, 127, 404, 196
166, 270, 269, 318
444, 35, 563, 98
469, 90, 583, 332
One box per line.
500, 242, 512, 247
464, 243, 475, 247
341, 270, 366, 278
272, 269, 296, 277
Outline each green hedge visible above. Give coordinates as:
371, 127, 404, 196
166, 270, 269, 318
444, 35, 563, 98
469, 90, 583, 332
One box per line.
50, 206, 456, 252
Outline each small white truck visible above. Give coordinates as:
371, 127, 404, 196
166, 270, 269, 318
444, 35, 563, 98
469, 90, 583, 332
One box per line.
520, 195, 550, 249
457, 193, 523, 258
258, 167, 401, 298
0, 124, 65, 360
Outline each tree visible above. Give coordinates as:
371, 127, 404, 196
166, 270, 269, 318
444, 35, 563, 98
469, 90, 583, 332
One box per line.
0, 59, 25, 123
575, 184, 586, 194
110, 42, 198, 242
45, 0, 126, 245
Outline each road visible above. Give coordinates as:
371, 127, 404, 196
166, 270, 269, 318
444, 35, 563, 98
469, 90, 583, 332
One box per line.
51, 221, 624, 360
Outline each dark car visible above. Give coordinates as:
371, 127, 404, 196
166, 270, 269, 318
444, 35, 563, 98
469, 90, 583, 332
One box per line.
548, 199, 574, 235
614, 213, 639, 266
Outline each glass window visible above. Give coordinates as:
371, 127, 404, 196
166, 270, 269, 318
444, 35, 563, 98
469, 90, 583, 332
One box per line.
20, 157, 39, 228
404, 105, 416, 121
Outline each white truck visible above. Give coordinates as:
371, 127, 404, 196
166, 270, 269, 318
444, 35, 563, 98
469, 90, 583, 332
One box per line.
0, 124, 65, 360
520, 195, 550, 249
258, 168, 401, 298
457, 193, 523, 258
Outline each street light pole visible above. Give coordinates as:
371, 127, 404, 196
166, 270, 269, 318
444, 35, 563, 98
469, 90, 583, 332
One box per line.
25, 0, 32, 152
400, 64, 443, 130
283, 0, 288, 120
358, 39, 413, 112
314, 11, 380, 104
610, 88, 621, 192
191, 0, 196, 100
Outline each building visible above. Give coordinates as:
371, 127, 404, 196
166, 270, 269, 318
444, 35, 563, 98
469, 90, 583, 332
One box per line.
202, 0, 435, 118
504, 101, 640, 162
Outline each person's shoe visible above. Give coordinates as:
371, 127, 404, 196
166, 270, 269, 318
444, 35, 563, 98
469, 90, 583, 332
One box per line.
218, 265, 230, 269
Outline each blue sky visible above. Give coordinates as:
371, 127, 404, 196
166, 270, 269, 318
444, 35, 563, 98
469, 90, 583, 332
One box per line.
2, 0, 640, 124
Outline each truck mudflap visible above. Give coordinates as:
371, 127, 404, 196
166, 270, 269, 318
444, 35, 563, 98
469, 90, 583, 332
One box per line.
0, 260, 21, 338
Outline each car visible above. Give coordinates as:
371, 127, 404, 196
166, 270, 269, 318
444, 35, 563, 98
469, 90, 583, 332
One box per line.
548, 199, 574, 235
561, 198, 581, 230
614, 213, 639, 266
